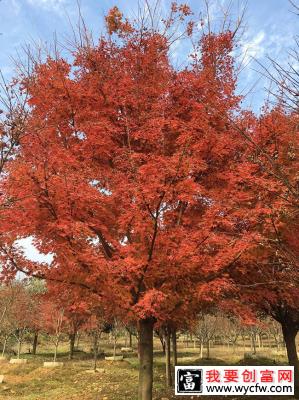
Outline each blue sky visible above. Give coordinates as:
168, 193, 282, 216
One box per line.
1, 1, 297, 261
1, 0, 298, 110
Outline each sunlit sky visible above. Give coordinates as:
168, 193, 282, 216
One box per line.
1, 0, 298, 106
1, 0, 297, 262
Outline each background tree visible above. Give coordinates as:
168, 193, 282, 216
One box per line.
40, 297, 65, 363
230, 106, 299, 395
5, 282, 37, 359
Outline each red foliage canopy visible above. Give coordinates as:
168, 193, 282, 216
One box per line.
3, 6, 256, 328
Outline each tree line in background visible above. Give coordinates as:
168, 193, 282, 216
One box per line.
0, 279, 290, 371
0, 1, 297, 400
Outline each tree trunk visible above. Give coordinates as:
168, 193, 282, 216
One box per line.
172, 329, 177, 368
32, 332, 38, 355
93, 331, 99, 372
259, 333, 263, 348
257, 333, 261, 349
113, 334, 117, 358
206, 339, 210, 359
69, 333, 76, 360
165, 328, 172, 387
137, 335, 140, 360
158, 332, 166, 355
2, 336, 7, 357
282, 325, 299, 398
17, 340, 22, 359
53, 341, 58, 362
200, 339, 203, 359
138, 318, 154, 400
76, 332, 81, 350
251, 333, 256, 354
129, 331, 132, 348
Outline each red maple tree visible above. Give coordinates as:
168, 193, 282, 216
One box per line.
2, 4, 258, 399
230, 105, 299, 394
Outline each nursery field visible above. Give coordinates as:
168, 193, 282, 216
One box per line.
0, 337, 295, 400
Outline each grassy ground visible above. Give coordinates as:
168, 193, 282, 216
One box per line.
0, 338, 294, 400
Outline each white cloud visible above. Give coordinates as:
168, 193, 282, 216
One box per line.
26, 0, 66, 14
11, 0, 21, 15
240, 30, 265, 65
27, 0, 65, 5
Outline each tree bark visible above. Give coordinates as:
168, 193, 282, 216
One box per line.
32, 332, 38, 355
53, 342, 58, 362
186, 333, 190, 348
157, 331, 166, 354
256, 333, 262, 349
113, 333, 117, 358
165, 328, 172, 387
241, 334, 246, 352
138, 318, 154, 400
69, 333, 76, 360
259, 333, 263, 348
17, 339, 22, 359
282, 325, 299, 398
251, 333, 256, 354
206, 339, 210, 359
93, 331, 99, 372
76, 332, 81, 350
172, 329, 177, 368
2, 336, 7, 357
129, 331, 132, 348
199, 339, 203, 359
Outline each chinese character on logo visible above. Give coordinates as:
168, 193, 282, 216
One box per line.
224, 369, 239, 383
242, 369, 256, 383
176, 368, 203, 394
206, 369, 221, 383
260, 369, 274, 383
278, 370, 293, 383
181, 371, 197, 390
